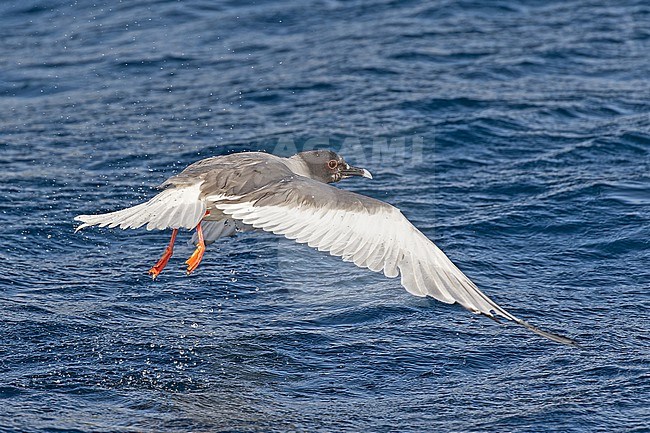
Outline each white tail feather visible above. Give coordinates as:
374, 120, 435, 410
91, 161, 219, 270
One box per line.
74, 183, 206, 232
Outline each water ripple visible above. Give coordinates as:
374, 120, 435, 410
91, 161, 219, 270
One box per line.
1, 0, 649, 432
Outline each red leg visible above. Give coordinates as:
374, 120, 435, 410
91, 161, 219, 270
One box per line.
185, 221, 206, 275
149, 228, 179, 279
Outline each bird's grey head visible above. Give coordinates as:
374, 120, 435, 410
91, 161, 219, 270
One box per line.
293, 150, 373, 184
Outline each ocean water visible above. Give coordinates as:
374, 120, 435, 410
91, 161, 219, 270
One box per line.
1, 0, 649, 431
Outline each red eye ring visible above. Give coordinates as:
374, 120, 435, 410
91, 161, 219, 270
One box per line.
328, 160, 338, 169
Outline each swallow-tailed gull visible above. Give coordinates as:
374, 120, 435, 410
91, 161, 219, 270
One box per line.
75, 150, 576, 345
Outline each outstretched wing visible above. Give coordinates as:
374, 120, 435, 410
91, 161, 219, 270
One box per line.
74, 183, 207, 231
212, 176, 576, 346
75, 152, 292, 233
74, 152, 288, 232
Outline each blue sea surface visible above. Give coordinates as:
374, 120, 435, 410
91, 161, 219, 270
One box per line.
1, 0, 649, 432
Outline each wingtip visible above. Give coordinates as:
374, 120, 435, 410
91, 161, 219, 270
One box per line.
515, 318, 580, 348
74, 215, 88, 233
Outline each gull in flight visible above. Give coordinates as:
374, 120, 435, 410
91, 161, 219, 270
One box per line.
75, 150, 576, 346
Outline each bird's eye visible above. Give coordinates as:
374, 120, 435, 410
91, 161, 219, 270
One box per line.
328, 160, 338, 169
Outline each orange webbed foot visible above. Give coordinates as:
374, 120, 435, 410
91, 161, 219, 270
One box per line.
148, 229, 178, 280
185, 221, 206, 275
185, 244, 206, 275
